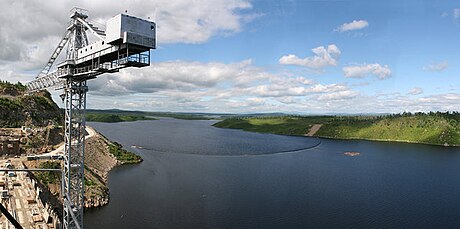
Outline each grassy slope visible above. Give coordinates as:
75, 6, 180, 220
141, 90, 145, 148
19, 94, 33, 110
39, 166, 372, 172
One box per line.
213, 113, 460, 146
214, 116, 332, 136
108, 141, 143, 164
86, 109, 213, 120
86, 113, 156, 123
0, 82, 62, 127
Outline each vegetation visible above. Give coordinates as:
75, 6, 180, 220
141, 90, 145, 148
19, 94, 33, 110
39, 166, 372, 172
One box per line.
86, 109, 215, 120
214, 115, 331, 135
0, 81, 26, 93
86, 113, 155, 123
34, 161, 61, 185
0, 81, 63, 127
84, 165, 99, 187
213, 112, 460, 146
108, 141, 143, 163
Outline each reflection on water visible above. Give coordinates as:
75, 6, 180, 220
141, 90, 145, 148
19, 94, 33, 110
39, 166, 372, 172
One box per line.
85, 119, 460, 229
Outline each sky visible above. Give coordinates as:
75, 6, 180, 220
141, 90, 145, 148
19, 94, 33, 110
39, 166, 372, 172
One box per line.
0, 0, 459, 114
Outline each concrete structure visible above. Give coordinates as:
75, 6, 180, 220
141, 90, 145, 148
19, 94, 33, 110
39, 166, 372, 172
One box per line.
0, 160, 60, 228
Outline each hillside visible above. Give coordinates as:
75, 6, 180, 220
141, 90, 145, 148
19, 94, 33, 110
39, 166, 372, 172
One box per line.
86, 112, 156, 123
87, 109, 214, 120
0, 81, 63, 127
213, 113, 460, 146
0, 80, 142, 208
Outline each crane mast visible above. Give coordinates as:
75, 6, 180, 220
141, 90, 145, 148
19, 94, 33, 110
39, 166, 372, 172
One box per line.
25, 7, 156, 229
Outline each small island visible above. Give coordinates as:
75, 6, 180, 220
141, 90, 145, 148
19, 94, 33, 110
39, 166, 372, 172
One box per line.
344, 152, 361, 156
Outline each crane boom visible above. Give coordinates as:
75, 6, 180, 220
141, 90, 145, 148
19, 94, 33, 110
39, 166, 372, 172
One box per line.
76, 17, 105, 40
37, 29, 72, 78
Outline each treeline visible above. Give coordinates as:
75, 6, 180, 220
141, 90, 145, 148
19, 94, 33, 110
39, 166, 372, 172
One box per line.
0, 80, 27, 92
85, 113, 155, 123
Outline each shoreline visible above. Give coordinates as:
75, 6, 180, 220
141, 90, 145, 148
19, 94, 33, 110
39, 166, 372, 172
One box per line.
213, 125, 460, 147
83, 127, 143, 208
315, 135, 460, 147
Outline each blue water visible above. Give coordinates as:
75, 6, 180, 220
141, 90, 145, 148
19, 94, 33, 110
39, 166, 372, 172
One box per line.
85, 119, 460, 229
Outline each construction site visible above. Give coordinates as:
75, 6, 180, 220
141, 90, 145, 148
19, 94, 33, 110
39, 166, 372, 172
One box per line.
0, 158, 61, 229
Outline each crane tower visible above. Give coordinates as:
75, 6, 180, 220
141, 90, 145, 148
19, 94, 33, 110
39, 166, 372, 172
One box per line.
25, 8, 156, 229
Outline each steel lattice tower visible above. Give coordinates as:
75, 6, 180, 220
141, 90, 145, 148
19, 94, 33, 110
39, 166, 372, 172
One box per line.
62, 80, 87, 229
62, 12, 89, 229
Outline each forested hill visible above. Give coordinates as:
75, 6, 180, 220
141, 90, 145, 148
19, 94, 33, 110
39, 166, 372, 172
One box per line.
213, 112, 460, 146
0, 81, 63, 127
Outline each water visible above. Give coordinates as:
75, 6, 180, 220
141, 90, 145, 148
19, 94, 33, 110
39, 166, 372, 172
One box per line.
85, 119, 460, 229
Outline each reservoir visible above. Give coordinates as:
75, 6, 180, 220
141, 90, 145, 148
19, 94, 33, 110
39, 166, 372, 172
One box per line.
85, 118, 460, 228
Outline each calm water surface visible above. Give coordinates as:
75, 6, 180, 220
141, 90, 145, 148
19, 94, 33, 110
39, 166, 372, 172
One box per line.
85, 119, 460, 229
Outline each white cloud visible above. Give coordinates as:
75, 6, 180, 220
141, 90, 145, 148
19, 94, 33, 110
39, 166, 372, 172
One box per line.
454, 8, 460, 19
279, 44, 341, 69
89, 59, 266, 95
423, 61, 448, 72
0, 0, 257, 72
343, 63, 392, 79
408, 87, 423, 95
335, 20, 369, 32
317, 90, 358, 101
75, 59, 363, 113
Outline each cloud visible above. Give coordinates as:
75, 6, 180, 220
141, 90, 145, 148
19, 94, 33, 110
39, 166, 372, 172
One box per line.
279, 44, 341, 69
75, 58, 364, 113
89, 59, 265, 95
317, 90, 359, 101
335, 20, 369, 32
423, 61, 448, 72
454, 8, 460, 19
408, 87, 423, 95
343, 63, 391, 79
0, 0, 257, 72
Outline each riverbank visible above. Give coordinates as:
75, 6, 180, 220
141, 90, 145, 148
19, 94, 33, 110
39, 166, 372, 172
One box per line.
83, 127, 142, 208
24, 127, 143, 209
213, 113, 460, 146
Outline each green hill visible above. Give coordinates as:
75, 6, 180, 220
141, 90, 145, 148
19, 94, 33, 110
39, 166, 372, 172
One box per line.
213, 113, 460, 146
85, 113, 155, 123
0, 81, 63, 127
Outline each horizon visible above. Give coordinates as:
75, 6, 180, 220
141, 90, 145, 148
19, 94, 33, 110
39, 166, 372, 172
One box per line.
1, 0, 459, 113
85, 107, 459, 117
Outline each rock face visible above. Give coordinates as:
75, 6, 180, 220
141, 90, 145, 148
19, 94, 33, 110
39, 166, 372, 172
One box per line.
85, 132, 119, 182
83, 130, 120, 208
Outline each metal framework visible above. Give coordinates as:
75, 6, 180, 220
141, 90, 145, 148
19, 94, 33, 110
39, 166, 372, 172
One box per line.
62, 80, 87, 229
23, 7, 156, 229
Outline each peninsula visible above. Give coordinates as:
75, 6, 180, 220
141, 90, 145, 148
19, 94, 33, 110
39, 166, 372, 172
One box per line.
213, 114, 460, 146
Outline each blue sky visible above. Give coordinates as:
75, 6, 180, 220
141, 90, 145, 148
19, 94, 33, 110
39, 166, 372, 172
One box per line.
1, 0, 459, 113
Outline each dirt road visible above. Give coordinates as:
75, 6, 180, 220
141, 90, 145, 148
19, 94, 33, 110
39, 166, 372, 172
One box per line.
305, 124, 322, 136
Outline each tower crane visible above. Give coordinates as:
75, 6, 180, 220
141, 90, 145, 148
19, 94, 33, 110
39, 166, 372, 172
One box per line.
24, 7, 156, 229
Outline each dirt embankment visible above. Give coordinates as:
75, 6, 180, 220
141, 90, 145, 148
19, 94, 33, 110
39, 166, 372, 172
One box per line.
305, 124, 323, 136
85, 132, 118, 182
83, 129, 120, 208
25, 128, 135, 208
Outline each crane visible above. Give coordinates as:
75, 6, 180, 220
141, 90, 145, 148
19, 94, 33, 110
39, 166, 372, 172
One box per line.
25, 7, 156, 229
